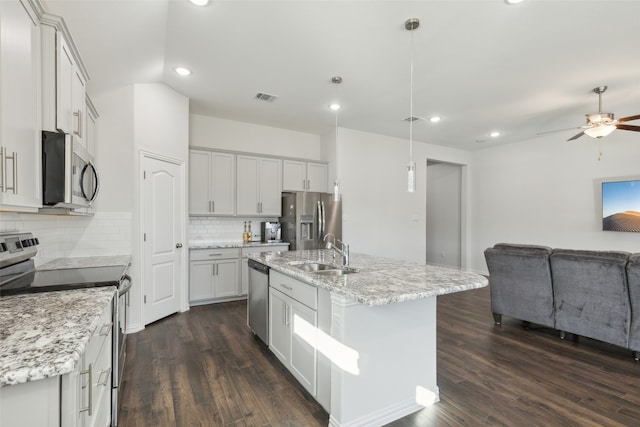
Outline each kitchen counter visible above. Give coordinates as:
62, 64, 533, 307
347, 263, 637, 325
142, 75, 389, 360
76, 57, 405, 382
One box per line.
0, 287, 116, 386
189, 240, 289, 249
38, 254, 132, 270
250, 249, 487, 426
248, 249, 487, 305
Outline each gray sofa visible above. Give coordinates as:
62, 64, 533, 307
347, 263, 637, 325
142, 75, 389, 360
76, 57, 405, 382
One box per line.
484, 244, 639, 360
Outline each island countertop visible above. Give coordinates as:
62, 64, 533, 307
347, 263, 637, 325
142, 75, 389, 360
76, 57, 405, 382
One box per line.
0, 287, 116, 387
248, 249, 488, 306
189, 240, 289, 249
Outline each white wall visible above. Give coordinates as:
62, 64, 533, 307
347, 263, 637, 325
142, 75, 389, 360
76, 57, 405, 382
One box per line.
469, 132, 640, 274
190, 114, 323, 159
337, 128, 471, 264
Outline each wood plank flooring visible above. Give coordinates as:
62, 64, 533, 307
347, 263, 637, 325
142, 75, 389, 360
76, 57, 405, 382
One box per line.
118, 286, 640, 426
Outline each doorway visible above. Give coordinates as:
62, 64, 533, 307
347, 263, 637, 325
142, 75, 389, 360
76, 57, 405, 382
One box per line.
141, 152, 185, 325
425, 161, 465, 268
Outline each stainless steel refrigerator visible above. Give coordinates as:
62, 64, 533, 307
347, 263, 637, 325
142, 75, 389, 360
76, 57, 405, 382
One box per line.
280, 191, 342, 250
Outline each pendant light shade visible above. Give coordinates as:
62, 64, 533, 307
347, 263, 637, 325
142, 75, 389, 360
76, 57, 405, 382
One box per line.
405, 18, 419, 193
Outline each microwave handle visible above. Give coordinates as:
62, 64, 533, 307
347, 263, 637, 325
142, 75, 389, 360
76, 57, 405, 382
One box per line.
80, 161, 100, 204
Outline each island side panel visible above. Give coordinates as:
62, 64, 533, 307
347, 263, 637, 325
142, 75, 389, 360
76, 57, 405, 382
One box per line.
329, 295, 439, 427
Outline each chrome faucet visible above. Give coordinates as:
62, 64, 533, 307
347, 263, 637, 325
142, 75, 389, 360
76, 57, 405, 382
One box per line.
324, 234, 349, 266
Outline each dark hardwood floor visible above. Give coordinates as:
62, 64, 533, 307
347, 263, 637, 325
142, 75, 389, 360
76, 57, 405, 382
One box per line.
118, 286, 640, 426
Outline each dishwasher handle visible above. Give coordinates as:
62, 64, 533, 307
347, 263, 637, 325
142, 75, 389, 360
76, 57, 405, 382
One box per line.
248, 259, 269, 274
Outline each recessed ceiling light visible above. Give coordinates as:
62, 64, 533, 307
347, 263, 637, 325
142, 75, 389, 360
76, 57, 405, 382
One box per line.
329, 103, 341, 111
189, 0, 209, 6
505, 0, 524, 4
175, 67, 191, 76
429, 116, 441, 123
490, 131, 501, 138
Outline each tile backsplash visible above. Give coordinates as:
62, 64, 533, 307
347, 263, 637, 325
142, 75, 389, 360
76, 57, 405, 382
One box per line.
189, 216, 278, 243
0, 211, 132, 267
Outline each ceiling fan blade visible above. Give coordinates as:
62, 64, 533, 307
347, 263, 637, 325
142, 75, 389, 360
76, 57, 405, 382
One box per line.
617, 114, 640, 123
567, 131, 586, 141
536, 125, 587, 136
616, 124, 640, 132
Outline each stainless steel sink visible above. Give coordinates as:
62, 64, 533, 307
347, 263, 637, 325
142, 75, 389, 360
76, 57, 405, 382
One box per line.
291, 262, 357, 276
293, 262, 337, 272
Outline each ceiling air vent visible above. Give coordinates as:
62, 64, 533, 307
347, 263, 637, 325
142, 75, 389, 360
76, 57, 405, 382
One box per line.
255, 92, 278, 103
404, 116, 422, 122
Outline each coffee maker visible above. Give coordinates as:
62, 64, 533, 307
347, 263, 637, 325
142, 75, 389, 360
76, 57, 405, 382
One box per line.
261, 222, 282, 243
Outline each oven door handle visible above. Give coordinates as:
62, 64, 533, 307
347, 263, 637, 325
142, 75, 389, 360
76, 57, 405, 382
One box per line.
118, 274, 132, 296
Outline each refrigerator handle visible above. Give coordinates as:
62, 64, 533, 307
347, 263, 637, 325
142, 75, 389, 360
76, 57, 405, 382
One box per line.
316, 200, 323, 244
321, 200, 326, 242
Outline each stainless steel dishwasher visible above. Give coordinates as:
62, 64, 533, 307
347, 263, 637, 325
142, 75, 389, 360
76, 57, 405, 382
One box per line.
248, 259, 269, 344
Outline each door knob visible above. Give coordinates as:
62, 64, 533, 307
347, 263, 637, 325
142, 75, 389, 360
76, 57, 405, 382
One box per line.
176, 243, 183, 248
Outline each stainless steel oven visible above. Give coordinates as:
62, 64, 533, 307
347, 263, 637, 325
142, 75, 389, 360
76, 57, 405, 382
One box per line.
0, 232, 130, 426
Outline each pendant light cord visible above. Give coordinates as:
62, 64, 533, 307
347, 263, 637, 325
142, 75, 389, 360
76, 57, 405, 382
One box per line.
409, 26, 414, 160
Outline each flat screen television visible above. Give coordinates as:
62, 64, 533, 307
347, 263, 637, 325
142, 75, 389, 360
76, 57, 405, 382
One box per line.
602, 179, 640, 232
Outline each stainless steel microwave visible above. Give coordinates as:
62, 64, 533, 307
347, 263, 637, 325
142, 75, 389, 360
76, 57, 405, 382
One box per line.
42, 131, 99, 209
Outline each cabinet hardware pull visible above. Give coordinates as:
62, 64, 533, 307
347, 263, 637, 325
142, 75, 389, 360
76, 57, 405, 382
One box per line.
99, 322, 113, 336
73, 110, 83, 137
97, 367, 111, 386
285, 304, 291, 326
307, 179, 310, 190
209, 253, 223, 257
302, 179, 306, 189
0, 147, 5, 192
280, 284, 293, 291
79, 363, 93, 415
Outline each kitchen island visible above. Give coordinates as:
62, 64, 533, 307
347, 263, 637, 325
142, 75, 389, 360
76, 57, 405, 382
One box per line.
248, 249, 488, 427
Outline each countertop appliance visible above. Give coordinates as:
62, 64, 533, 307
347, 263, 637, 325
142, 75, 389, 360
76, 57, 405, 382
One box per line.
42, 130, 99, 209
0, 232, 130, 427
280, 191, 342, 250
247, 258, 269, 344
261, 221, 282, 243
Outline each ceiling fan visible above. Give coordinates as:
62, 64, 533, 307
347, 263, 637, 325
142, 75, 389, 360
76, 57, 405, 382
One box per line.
540, 86, 640, 141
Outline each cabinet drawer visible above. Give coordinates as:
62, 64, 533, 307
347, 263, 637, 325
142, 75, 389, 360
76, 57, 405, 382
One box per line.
85, 299, 113, 366
242, 245, 288, 257
190, 248, 240, 261
270, 270, 317, 310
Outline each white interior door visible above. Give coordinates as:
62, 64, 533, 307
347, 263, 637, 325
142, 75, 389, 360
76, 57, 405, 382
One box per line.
142, 154, 184, 325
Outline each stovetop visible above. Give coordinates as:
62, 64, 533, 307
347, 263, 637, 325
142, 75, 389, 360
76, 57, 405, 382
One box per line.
0, 232, 129, 296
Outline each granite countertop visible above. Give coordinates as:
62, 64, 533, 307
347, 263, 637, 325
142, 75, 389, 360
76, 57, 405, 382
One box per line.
249, 249, 488, 306
38, 254, 132, 270
0, 287, 116, 387
189, 240, 290, 249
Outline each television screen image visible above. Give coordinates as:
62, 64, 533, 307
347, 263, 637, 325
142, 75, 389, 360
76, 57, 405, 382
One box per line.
602, 180, 640, 232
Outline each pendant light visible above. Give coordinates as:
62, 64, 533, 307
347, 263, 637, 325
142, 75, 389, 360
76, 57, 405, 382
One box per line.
405, 18, 419, 193
330, 76, 342, 202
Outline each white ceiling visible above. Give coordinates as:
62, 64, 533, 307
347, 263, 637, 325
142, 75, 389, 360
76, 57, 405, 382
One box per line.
43, 0, 640, 151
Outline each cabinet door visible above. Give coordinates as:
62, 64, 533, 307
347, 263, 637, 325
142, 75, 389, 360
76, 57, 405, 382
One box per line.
189, 150, 213, 215
269, 288, 290, 365
306, 163, 328, 193
214, 258, 240, 298
290, 301, 317, 396
189, 260, 215, 302
56, 33, 74, 134
211, 152, 235, 215
258, 157, 282, 216
282, 160, 306, 191
236, 155, 259, 215
0, 0, 41, 212
71, 68, 86, 148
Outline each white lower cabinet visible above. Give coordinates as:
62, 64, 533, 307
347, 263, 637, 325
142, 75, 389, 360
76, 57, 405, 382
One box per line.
269, 270, 317, 396
0, 297, 113, 427
189, 248, 241, 305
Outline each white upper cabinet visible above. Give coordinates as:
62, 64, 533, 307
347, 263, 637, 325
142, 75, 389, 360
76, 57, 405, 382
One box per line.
236, 155, 281, 216
0, 0, 42, 212
283, 160, 328, 193
189, 149, 235, 216
41, 14, 89, 150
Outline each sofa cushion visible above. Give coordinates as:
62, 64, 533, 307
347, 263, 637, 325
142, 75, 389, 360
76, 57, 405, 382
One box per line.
485, 246, 554, 327
550, 252, 630, 347
627, 253, 640, 352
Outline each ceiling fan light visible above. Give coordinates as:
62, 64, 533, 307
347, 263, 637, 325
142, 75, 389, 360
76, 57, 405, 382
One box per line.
584, 125, 616, 139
